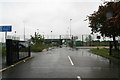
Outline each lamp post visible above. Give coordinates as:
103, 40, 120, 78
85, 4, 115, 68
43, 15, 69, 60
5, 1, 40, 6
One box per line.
37, 29, 39, 33
43, 32, 44, 38
15, 31, 16, 40
70, 19, 72, 38
51, 31, 52, 44
23, 21, 26, 41
5, 31, 7, 41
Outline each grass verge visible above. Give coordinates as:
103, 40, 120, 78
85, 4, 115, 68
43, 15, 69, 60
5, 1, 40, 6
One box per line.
89, 48, 120, 62
2, 47, 6, 56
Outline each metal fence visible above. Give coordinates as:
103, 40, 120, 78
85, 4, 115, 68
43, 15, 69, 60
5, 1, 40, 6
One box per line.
42, 34, 112, 46
6, 39, 31, 66
4, 34, 113, 47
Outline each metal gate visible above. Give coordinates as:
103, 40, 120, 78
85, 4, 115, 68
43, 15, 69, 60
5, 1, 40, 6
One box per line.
6, 39, 31, 66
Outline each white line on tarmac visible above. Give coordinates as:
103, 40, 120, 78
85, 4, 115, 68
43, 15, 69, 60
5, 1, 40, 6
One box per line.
77, 76, 82, 80
68, 56, 74, 66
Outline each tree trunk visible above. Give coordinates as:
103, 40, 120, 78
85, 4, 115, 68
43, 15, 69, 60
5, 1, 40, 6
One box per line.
113, 35, 117, 50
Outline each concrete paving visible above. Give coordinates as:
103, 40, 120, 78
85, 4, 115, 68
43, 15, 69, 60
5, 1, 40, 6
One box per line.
2, 47, 120, 79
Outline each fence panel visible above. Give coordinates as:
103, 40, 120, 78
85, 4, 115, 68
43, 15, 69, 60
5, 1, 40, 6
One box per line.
6, 39, 31, 66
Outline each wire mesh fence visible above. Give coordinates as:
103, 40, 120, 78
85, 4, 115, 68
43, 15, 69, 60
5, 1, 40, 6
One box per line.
1, 34, 119, 47
3, 34, 114, 46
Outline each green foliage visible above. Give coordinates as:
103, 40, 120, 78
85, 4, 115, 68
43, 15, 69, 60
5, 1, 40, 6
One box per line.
85, 35, 93, 42
90, 49, 120, 61
52, 43, 60, 47
31, 44, 45, 52
30, 32, 45, 52
31, 32, 44, 45
88, 1, 120, 49
0, 43, 6, 56
88, 1, 120, 37
111, 49, 120, 58
2, 47, 6, 56
90, 48, 109, 55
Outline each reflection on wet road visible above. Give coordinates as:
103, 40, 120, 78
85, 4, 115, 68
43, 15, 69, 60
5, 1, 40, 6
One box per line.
2, 47, 120, 79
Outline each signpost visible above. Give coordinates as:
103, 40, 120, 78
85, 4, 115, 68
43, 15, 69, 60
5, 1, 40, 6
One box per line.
0, 26, 12, 41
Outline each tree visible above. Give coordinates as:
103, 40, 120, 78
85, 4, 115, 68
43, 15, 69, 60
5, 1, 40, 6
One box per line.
85, 35, 93, 46
31, 32, 44, 45
88, 1, 120, 49
85, 35, 93, 42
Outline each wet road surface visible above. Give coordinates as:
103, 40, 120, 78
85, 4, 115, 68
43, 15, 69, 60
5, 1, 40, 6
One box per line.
2, 47, 120, 79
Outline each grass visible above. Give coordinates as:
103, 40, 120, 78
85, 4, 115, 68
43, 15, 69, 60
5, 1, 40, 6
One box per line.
2, 47, 6, 56
0, 43, 6, 56
89, 48, 120, 62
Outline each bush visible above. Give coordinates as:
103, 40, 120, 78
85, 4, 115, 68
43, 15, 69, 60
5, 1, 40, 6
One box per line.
52, 43, 60, 47
31, 44, 45, 52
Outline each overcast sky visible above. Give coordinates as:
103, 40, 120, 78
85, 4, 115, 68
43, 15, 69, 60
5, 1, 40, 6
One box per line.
0, 0, 103, 41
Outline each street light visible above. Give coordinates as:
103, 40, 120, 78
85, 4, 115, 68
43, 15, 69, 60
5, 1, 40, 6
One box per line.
23, 21, 26, 41
37, 28, 39, 32
51, 31, 52, 38
51, 31, 53, 44
70, 19, 72, 38
15, 31, 16, 40
43, 32, 44, 38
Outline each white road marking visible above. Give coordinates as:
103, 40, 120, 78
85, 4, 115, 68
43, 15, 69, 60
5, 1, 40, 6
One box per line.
77, 76, 81, 80
68, 56, 74, 66
23, 60, 26, 62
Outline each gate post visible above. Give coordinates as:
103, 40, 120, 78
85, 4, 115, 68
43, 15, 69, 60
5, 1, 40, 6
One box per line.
28, 42, 31, 57
6, 39, 13, 66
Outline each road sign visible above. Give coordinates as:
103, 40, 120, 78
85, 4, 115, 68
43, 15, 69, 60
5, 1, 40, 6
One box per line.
0, 26, 12, 32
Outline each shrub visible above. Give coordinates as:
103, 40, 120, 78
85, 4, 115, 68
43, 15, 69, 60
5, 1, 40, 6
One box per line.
31, 44, 45, 52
